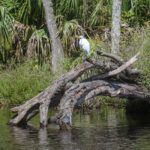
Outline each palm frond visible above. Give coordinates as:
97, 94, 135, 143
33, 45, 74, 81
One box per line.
0, 6, 14, 63
89, 0, 110, 27
18, 0, 44, 26
27, 29, 50, 65
57, 0, 81, 17
60, 19, 86, 56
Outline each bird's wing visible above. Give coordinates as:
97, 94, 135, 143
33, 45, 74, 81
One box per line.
82, 39, 90, 52
79, 38, 90, 54
79, 39, 84, 49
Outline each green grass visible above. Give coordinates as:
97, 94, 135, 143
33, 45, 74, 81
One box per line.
121, 26, 150, 90
0, 61, 53, 106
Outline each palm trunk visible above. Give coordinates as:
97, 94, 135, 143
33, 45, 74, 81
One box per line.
83, 0, 88, 27
111, 0, 122, 55
42, 0, 64, 73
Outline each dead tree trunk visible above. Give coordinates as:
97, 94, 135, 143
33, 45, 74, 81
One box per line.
9, 51, 150, 128
42, 0, 64, 73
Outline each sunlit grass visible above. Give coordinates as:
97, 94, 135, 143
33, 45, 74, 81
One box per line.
0, 61, 53, 106
121, 26, 150, 90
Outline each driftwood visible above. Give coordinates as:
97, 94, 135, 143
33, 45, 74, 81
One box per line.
9, 52, 150, 129
51, 80, 149, 129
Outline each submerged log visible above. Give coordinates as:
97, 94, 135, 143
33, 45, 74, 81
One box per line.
9, 52, 150, 128
50, 80, 149, 129
9, 61, 96, 126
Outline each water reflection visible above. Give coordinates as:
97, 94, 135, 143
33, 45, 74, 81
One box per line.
39, 128, 49, 149
0, 107, 150, 150
10, 126, 39, 150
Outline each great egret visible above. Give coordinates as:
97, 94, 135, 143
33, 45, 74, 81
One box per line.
78, 36, 91, 79
79, 36, 90, 57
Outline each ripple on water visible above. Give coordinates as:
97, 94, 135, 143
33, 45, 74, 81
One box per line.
0, 107, 150, 150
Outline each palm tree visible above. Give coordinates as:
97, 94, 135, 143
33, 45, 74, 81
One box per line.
0, 6, 14, 63
42, 0, 64, 73
111, 0, 122, 55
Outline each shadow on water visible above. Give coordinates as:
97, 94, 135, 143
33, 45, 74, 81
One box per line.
0, 107, 150, 150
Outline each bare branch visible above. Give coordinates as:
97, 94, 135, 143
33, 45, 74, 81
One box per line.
99, 52, 140, 78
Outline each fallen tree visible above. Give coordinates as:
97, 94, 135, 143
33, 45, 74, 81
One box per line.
9, 51, 150, 129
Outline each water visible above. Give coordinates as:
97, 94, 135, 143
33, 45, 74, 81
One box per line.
0, 107, 150, 150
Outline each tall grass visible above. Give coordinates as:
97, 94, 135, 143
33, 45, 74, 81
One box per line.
0, 61, 53, 106
117, 25, 150, 89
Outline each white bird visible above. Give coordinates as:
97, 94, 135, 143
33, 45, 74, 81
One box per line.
79, 36, 90, 55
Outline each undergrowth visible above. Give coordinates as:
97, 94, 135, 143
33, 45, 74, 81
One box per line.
0, 60, 53, 106
0, 26, 150, 107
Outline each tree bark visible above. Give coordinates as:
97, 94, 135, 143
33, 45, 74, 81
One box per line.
111, 0, 122, 54
42, 0, 64, 73
83, 0, 88, 27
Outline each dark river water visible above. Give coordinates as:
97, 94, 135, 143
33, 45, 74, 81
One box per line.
0, 106, 150, 150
